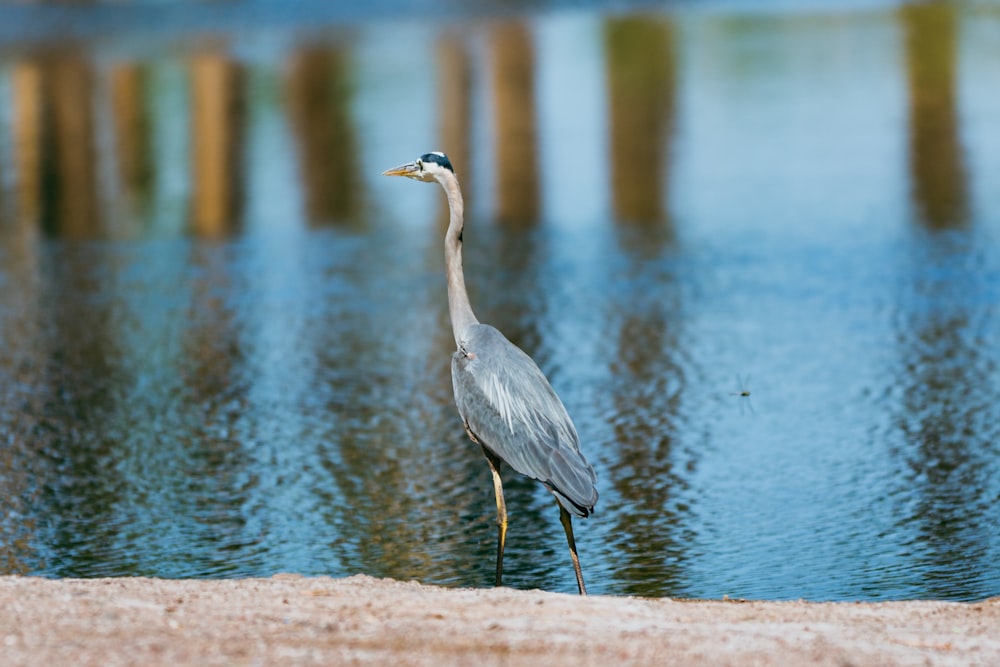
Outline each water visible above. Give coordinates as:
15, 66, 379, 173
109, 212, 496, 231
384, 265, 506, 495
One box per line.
1, 1, 999, 601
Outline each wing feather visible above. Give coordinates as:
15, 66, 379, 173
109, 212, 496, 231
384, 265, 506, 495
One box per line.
451, 324, 598, 516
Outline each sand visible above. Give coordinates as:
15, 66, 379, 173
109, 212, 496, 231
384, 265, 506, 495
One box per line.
1, 574, 997, 666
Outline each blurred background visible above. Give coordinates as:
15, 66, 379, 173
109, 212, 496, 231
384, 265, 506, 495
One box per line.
0, 0, 999, 601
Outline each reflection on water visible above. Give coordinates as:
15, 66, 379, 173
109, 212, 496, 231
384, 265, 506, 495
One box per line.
14, 53, 102, 235
605, 16, 676, 230
436, 31, 472, 227
1, 2, 999, 600
603, 264, 693, 598
890, 233, 998, 599
110, 62, 154, 218
902, 2, 968, 229
492, 21, 540, 226
191, 51, 246, 236
287, 46, 361, 226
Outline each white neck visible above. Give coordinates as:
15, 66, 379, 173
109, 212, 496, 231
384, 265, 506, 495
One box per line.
440, 172, 479, 347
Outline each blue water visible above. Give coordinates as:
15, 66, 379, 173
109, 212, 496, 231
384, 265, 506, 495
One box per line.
0, 1, 999, 600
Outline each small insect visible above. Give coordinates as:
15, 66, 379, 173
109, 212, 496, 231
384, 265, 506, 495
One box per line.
730, 374, 754, 414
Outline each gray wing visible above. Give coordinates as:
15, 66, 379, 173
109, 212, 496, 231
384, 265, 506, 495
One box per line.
451, 324, 598, 517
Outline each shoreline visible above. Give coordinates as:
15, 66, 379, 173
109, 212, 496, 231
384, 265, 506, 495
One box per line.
2, 574, 997, 666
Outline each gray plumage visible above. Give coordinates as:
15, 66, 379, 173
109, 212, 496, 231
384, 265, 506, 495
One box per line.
453, 323, 597, 517
383, 151, 597, 594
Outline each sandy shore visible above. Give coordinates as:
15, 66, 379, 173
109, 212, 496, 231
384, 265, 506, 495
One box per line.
1, 574, 997, 666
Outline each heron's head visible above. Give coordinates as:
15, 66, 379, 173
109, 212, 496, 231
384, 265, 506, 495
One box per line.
382, 151, 455, 183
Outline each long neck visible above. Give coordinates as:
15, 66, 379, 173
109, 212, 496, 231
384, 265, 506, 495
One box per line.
441, 172, 479, 347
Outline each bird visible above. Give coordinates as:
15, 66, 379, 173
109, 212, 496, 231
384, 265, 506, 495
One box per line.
383, 151, 598, 595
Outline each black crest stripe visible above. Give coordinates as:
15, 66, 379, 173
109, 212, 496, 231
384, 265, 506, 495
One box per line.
420, 152, 454, 173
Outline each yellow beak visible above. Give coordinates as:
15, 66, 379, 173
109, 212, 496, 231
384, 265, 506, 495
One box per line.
382, 162, 419, 177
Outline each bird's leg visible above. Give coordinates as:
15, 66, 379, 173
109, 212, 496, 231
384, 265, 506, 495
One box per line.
483, 448, 508, 587
559, 505, 587, 596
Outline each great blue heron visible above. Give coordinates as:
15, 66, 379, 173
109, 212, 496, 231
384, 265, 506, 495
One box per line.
383, 152, 598, 595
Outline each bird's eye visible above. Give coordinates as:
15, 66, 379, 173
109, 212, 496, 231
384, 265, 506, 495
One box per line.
416, 160, 423, 171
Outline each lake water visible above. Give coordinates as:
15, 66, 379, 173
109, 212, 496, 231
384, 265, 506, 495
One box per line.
0, 0, 999, 601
